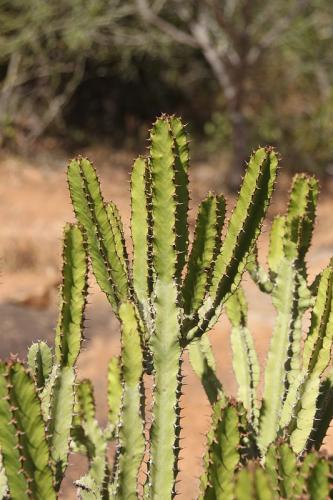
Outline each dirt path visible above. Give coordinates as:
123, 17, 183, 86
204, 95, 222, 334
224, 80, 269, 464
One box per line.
1, 150, 333, 498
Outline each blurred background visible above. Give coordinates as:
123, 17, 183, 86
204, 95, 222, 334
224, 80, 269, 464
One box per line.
1, 0, 333, 177
1, 1, 333, 498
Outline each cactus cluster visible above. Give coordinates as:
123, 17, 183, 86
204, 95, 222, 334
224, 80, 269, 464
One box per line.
201, 399, 332, 500
0, 115, 332, 499
198, 173, 333, 498
227, 174, 333, 456
66, 114, 278, 498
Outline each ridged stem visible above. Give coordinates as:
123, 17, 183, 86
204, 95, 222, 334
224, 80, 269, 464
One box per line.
149, 282, 182, 499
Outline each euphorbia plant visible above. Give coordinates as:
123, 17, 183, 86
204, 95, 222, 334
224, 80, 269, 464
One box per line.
66, 114, 277, 497
0, 115, 332, 500
198, 174, 333, 498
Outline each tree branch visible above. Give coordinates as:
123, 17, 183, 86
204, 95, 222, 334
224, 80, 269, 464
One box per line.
247, 16, 293, 64
136, 0, 198, 47
27, 58, 86, 142
189, 12, 236, 101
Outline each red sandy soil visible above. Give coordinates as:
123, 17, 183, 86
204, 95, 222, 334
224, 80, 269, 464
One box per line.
1, 147, 333, 498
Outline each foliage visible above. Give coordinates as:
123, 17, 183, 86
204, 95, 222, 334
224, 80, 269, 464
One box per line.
0, 0, 150, 146
1, 0, 333, 177
136, 0, 333, 179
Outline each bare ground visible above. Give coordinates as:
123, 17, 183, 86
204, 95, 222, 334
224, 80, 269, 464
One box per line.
1, 148, 333, 498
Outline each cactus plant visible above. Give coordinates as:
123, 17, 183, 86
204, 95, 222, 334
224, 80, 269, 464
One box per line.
198, 173, 333, 498
222, 174, 333, 456
66, 114, 278, 497
2, 115, 332, 499
235, 449, 332, 500
73, 379, 111, 499
200, 397, 333, 499
0, 223, 88, 498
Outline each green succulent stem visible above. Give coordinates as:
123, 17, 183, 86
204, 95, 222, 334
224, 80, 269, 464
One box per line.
149, 282, 182, 499
115, 302, 145, 498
